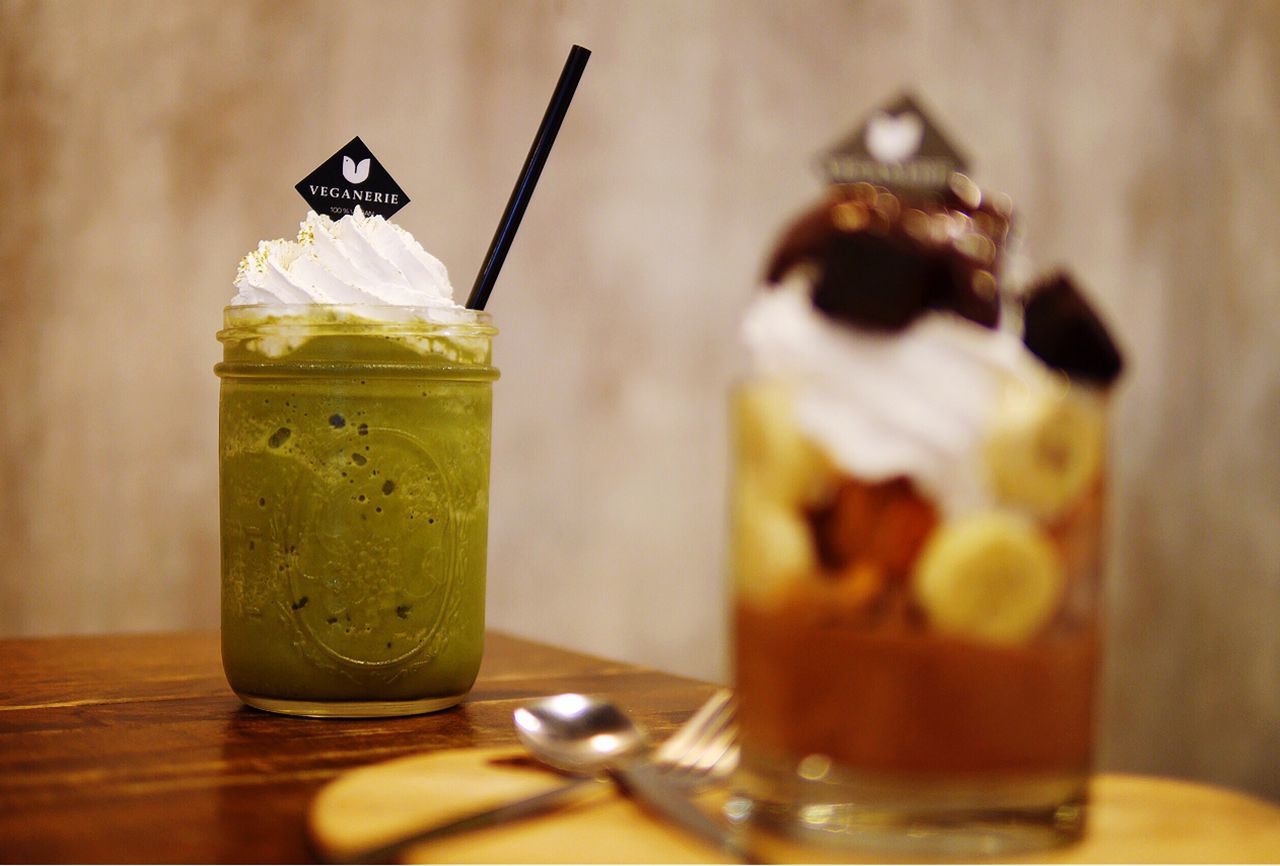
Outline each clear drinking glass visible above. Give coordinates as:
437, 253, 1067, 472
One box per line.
215, 306, 498, 717
728, 375, 1105, 855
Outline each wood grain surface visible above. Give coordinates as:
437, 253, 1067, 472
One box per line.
0, 632, 716, 863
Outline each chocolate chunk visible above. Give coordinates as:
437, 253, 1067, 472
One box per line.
1022, 272, 1124, 386
811, 231, 943, 331
764, 198, 843, 284
937, 264, 1000, 328
765, 187, 1008, 332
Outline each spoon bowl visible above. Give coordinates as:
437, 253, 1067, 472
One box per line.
513, 693, 647, 775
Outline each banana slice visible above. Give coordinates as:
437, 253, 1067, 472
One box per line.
734, 381, 832, 508
732, 477, 816, 604
986, 377, 1105, 520
913, 512, 1064, 644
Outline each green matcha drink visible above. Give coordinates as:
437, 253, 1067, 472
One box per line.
216, 211, 498, 717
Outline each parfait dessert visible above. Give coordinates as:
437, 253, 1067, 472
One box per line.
730, 147, 1122, 849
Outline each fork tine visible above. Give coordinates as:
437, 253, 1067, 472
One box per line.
643, 688, 740, 789
690, 725, 738, 774
663, 728, 739, 784
655, 690, 727, 757
669, 697, 735, 769
653, 689, 734, 767
713, 743, 739, 778
652, 690, 738, 788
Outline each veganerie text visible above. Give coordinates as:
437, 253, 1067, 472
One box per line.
823, 157, 953, 188
308, 185, 401, 205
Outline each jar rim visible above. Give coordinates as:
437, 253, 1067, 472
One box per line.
223, 303, 493, 325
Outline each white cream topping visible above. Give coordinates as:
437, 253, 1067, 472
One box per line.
742, 286, 1049, 514
231, 208, 460, 310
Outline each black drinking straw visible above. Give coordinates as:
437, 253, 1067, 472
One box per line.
466, 45, 592, 310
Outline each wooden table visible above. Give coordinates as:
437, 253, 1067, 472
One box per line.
0, 631, 715, 863
4, 633, 1280, 864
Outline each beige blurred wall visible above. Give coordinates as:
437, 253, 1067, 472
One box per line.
3, 0, 1278, 799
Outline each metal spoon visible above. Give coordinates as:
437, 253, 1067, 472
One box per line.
515, 693, 757, 863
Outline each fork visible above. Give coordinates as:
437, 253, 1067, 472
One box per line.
335, 689, 739, 864
651, 688, 739, 787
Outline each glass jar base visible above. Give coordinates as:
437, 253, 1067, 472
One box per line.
728, 752, 1087, 857
234, 691, 467, 718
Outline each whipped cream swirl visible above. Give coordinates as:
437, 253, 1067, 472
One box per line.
232, 208, 460, 309
742, 287, 1046, 514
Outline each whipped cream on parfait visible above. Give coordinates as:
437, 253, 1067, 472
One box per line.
743, 284, 1045, 516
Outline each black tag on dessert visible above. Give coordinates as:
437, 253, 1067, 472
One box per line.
295, 136, 410, 219
820, 93, 969, 191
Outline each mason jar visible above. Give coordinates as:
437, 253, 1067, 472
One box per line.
215, 306, 498, 717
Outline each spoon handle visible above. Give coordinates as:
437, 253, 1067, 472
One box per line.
331, 776, 602, 864
613, 763, 761, 863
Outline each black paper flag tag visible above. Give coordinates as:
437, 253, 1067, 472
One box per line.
295, 136, 410, 219
820, 93, 969, 192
